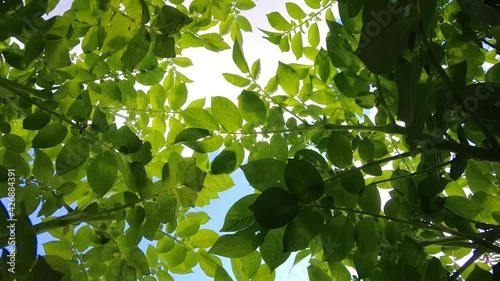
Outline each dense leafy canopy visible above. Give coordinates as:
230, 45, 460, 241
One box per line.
1, 0, 500, 280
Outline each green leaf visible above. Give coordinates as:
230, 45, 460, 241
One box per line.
200, 33, 230, 52
355, 92, 377, 109
267, 12, 292, 31
321, 216, 355, 262
356, 0, 414, 74
215, 266, 233, 281
294, 149, 329, 173
181, 108, 220, 131
232, 39, 249, 73
285, 159, 325, 203
23, 111, 51, 130
260, 228, 290, 271
56, 137, 90, 175
176, 216, 200, 238
143, 202, 160, 240
3, 150, 29, 176
16, 214, 37, 275
29, 256, 66, 280
305, 0, 320, 9
138, 0, 150, 23
358, 138, 375, 162
33, 148, 54, 181
236, 0, 256, 10
154, 5, 192, 35
127, 206, 146, 228
445, 196, 483, 220
286, 2, 306, 20
91, 107, 109, 133
241, 159, 286, 191
327, 131, 352, 168
88, 150, 118, 197
334, 71, 370, 98
149, 84, 167, 110
209, 222, 267, 258
113, 126, 142, 154
190, 229, 219, 248
211, 150, 237, 174
168, 82, 188, 110
43, 241, 74, 260
353, 250, 377, 278
327, 36, 355, 68
308, 23, 320, 48
354, 218, 377, 253
249, 187, 300, 229
450, 154, 467, 181
121, 26, 150, 69
283, 209, 323, 252
276, 62, 300, 96
238, 90, 267, 125
177, 157, 206, 192
158, 194, 177, 224
221, 194, 259, 232
222, 73, 251, 87
308, 264, 331, 281
32, 123, 68, 148
457, 0, 500, 26
466, 161, 493, 193
467, 265, 494, 281
44, 38, 71, 68
154, 35, 176, 58
251, 59, 261, 80
2, 134, 26, 153
341, 169, 365, 194
211, 96, 243, 132
236, 16, 252, 32
125, 247, 150, 275
175, 128, 210, 143
358, 186, 381, 214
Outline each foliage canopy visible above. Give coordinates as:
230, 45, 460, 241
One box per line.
1, 0, 500, 280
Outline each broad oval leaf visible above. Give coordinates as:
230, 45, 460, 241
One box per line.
285, 159, 325, 203
174, 128, 210, 143
241, 159, 286, 191
56, 137, 90, 175
283, 209, 324, 252
340, 169, 365, 194
354, 218, 377, 253
445, 196, 483, 220
209, 222, 267, 258
127, 206, 146, 229
321, 216, 355, 262
211, 96, 243, 132
221, 194, 259, 232
113, 126, 142, 154
249, 187, 300, 229
32, 123, 68, 148
276, 62, 300, 96
88, 150, 118, 197
327, 131, 353, 168
267, 12, 292, 31
238, 90, 267, 125
2, 134, 26, 153
358, 185, 381, 214
260, 227, 290, 271
124, 247, 150, 275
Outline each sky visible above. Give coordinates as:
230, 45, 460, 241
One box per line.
14, 0, 337, 280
